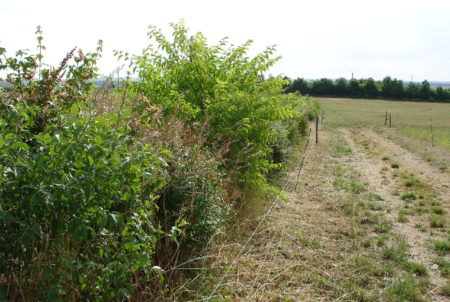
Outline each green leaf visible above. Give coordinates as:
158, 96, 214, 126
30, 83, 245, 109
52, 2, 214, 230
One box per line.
87, 155, 94, 167
70, 103, 79, 117
10, 142, 30, 150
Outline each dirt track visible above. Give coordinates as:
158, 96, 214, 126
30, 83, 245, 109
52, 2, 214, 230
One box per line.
341, 128, 449, 302
195, 125, 449, 301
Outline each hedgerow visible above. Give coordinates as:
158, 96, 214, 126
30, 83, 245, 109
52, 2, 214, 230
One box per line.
115, 21, 317, 188
0, 24, 318, 300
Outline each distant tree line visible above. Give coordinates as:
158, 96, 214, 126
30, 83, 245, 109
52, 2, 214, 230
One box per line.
284, 76, 450, 102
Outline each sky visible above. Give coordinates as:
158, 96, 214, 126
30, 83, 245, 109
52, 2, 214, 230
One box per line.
1, 0, 450, 82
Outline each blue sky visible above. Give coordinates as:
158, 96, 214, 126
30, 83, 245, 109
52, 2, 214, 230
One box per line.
1, 0, 449, 81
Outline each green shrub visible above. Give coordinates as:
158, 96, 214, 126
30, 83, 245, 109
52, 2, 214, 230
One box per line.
116, 21, 319, 188
404, 177, 421, 187
385, 277, 427, 302
403, 262, 428, 276
0, 34, 170, 300
0, 103, 170, 300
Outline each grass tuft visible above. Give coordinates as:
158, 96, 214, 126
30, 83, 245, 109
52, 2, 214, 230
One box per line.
403, 261, 428, 276
433, 240, 450, 255
391, 162, 400, 169
433, 257, 450, 277
429, 215, 446, 228
400, 192, 418, 202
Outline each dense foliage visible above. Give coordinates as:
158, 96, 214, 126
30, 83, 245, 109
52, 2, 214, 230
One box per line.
115, 22, 319, 187
286, 76, 450, 102
0, 24, 318, 300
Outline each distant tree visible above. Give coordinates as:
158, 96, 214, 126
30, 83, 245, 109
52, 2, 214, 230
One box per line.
312, 78, 334, 96
406, 81, 419, 99
435, 86, 445, 101
419, 80, 432, 100
391, 79, 405, 99
282, 76, 292, 92
361, 78, 378, 98
288, 77, 310, 95
445, 89, 450, 101
334, 78, 348, 96
286, 75, 449, 102
348, 78, 362, 97
380, 76, 394, 98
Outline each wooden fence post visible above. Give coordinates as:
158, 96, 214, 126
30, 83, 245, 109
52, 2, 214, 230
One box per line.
385, 111, 388, 126
315, 116, 319, 144
389, 113, 392, 128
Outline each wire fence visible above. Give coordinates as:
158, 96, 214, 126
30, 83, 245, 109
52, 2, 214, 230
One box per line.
203, 124, 316, 301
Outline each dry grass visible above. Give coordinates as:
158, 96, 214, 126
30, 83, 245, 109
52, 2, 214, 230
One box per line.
172, 129, 431, 301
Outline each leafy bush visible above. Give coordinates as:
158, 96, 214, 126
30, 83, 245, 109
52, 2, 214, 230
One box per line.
0, 34, 170, 300
116, 21, 318, 187
0, 23, 319, 300
0, 105, 169, 300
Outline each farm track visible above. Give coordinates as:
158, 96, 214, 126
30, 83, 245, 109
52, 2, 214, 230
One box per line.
341, 128, 449, 302
193, 125, 449, 301
361, 128, 450, 203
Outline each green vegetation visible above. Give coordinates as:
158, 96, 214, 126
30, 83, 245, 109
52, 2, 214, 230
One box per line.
401, 191, 418, 202
0, 24, 319, 300
433, 241, 450, 255
318, 97, 450, 163
433, 257, 450, 277
429, 215, 447, 228
286, 76, 450, 102
442, 284, 450, 297
391, 162, 400, 168
115, 23, 319, 187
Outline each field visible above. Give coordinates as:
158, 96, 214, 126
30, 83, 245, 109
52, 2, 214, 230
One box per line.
190, 97, 450, 301
320, 97, 450, 172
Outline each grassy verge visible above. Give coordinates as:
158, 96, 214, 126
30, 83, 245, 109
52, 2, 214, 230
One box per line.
172, 128, 433, 301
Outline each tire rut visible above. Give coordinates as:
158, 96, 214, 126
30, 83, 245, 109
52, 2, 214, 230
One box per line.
361, 128, 450, 206
340, 128, 449, 302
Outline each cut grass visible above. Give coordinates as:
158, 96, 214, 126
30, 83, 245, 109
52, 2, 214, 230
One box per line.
318, 97, 450, 170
